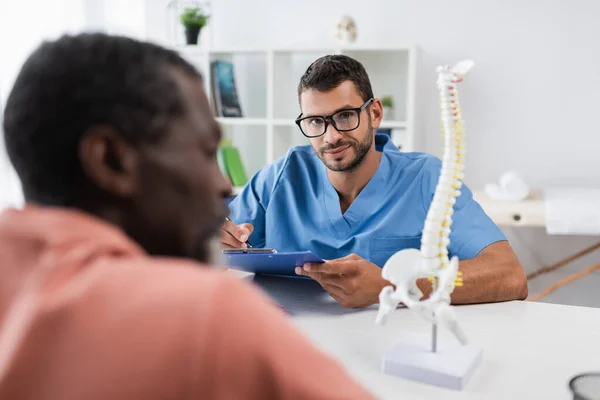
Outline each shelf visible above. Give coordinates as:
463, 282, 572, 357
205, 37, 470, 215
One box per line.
272, 119, 296, 126
216, 117, 268, 126
176, 45, 207, 57
207, 48, 268, 55
379, 120, 407, 129
337, 45, 415, 53
173, 44, 418, 170
177, 45, 415, 55
177, 46, 269, 57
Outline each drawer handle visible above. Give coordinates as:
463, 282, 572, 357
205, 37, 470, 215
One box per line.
512, 213, 522, 222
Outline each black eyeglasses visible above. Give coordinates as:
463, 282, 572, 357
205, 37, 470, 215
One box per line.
295, 98, 374, 138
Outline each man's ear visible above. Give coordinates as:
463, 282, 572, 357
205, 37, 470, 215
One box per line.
371, 98, 383, 129
78, 127, 138, 197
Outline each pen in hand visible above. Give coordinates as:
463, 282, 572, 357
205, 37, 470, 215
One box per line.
225, 217, 252, 248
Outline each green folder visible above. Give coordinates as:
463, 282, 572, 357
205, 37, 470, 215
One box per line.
221, 146, 248, 187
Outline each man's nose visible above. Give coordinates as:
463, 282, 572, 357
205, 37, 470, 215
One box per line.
323, 121, 343, 145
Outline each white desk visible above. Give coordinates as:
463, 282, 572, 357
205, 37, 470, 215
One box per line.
291, 300, 600, 400
237, 274, 600, 400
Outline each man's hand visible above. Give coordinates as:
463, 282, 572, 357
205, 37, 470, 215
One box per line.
221, 219, 254, 249
295, 253, 390, 308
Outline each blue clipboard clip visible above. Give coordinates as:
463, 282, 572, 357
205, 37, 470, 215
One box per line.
223, 249, 324, 276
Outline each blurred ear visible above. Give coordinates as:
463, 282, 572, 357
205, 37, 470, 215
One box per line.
78, 127, 138, 198
370, 98, 383, 129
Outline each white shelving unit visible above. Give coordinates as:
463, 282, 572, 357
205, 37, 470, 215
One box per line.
177, 45, 419, 190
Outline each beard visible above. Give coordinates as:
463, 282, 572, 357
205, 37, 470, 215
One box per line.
316, 116, 373, 172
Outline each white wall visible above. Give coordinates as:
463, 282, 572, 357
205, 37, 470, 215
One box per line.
145, 0, 600, 275
0, 0, 146, 209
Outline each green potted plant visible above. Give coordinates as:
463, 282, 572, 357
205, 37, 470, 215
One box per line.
381, 95, 394, 120
180, 6, 209, 45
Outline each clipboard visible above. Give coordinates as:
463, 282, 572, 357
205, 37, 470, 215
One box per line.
224, 250, 324, 276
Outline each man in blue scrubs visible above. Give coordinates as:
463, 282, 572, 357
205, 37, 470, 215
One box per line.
223, 55, 528, 308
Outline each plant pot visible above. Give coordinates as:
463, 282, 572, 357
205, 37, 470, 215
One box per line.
185, 26, 201, 45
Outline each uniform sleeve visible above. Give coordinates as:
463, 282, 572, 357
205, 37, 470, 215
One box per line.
227, 155, 289, 249
420, 156, 506, 260
204, 277, 375, 400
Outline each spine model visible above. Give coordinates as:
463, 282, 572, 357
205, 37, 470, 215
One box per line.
375, 60, 475, 349
421, 61, 473, 280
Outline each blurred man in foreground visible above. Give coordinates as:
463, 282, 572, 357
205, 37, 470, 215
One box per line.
0, 33, 373, 400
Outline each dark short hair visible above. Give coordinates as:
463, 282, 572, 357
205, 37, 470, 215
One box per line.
297, 54, 374, 103
2, 32, 201, 206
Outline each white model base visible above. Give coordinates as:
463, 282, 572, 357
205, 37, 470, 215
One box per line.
382, 333, 482, 390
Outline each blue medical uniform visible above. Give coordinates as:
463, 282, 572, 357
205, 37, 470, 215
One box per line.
228, 134, 505, 267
